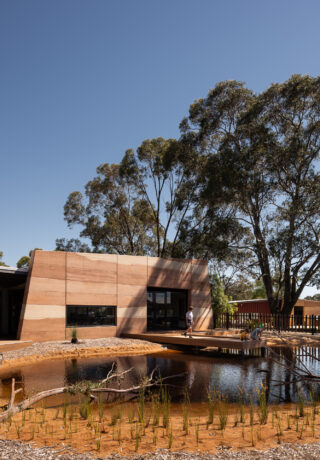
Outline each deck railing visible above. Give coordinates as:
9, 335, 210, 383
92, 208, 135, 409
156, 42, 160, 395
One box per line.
212, 312, 320, 334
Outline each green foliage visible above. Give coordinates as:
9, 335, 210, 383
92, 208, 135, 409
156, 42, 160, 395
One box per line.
16, 256, 30, 269
71, 328, 77, 340
210, 275, 236, 313
58, 136, 235, 260
251, 280, 267, 299
16, 248, 42, 268
182, 75, 320, 314
305, 293, 320, 301
0, 251, 7, 267
55, 238, 91, 253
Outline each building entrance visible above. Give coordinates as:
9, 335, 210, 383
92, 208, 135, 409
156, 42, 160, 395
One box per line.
0, 268, 27, 339
147, 287, 188, 331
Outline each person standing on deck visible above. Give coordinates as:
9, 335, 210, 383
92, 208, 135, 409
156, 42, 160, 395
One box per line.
184, 306, 194, 338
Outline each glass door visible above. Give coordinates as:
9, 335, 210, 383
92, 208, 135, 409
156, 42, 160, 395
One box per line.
147, 288, 187, 331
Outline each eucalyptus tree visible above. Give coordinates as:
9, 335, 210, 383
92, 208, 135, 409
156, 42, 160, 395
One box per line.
16, 248, 42, 268
182, 75, 320, 314
0, 251, 6, 266
60, 137, 218, 258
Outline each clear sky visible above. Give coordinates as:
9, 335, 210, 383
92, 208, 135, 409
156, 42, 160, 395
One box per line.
0, 0, 319, 295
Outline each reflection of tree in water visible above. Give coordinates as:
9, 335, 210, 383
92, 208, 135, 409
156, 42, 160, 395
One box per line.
266, 346, 320, 404
0, 371, 23, 400
2, 347, 320, 406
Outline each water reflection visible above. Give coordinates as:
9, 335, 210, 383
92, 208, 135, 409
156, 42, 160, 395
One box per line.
1, 347, 320, 406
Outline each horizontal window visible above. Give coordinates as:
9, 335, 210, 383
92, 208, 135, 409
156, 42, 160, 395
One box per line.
66, 305, 116, 327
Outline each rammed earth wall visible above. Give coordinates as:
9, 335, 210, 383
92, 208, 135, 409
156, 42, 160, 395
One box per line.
18, 250, 211, 341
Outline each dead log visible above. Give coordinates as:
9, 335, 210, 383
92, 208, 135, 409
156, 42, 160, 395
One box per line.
0, 366, 185, 423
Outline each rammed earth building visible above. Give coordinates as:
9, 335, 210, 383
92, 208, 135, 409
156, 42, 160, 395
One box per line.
0, 250, 212, 341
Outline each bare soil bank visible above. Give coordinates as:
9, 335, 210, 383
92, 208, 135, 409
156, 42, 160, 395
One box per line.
0, 338, 163, 371
1, 403, 320, 458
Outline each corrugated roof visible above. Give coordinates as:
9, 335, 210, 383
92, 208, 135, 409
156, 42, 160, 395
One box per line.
0, 266, 29, 275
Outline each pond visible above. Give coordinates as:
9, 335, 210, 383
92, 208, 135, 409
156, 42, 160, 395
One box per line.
1, 346, 320, 406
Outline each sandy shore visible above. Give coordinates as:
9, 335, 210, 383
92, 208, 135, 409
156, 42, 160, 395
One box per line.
0, 330, 319, 370
0, 338, 164, 370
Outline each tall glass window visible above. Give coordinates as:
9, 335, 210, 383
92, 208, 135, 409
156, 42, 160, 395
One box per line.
147, 288, 187, 331
66, 305, 116, 327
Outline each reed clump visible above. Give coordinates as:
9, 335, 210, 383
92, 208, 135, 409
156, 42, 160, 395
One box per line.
217, 392, 229, 431
2, 377, 320, 455
257, 384, 268, 424
182, 388, 190, 434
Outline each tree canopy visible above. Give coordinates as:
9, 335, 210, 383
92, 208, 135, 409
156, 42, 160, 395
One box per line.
58, 75, 320, 314
210, 275, 236, 314
0, 251, 6, 267
59, 137, 233, 258
17, 248, 42, 268
182, 75, 320, 314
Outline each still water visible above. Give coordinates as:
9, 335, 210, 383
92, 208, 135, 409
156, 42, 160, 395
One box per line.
0, 347, 320, 406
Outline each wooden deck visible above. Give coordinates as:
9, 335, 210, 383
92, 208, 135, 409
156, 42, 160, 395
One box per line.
121, 332, 266, 352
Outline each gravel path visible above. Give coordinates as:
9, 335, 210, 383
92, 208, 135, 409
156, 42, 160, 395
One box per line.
2, 440, 320, 459
0, 338, 163, 366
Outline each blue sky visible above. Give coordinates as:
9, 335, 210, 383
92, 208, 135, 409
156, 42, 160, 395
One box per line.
0, 0, 319, 295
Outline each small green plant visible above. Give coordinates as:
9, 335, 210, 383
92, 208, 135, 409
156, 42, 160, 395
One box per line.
195, 419, 200, 445
298, 420, 304, 440
135, 423, 141, 452
257, 384, 268, 424
22, 411, 26, 427
63, 402, 68, 422
138, 385, 146, 426
183, 388, 190, 434
217, 393, 228, 430
298, 389, 305, 417
118, 423, 122, 446
128, 408, 135, 424
161, 386, 171, 429
98, 396, 104, 422
277, 415, 283, 436
110, 405, 121, 426
69, 405, 75, 422
79, 402, 89, 420
238, 388, 245, 424
251, 427, 256, 447
287, 412, 291, 430
153, 426, 158, 445
96, 436, 101, 451
71, 328, 78, 344
312, 415, 315, 437
257, 428, 261, 441
168, 423, 173, 449
151, 394, 160, 426
14, 422, 21, 439
249, 397, 254, 426
207, 388, 215, 425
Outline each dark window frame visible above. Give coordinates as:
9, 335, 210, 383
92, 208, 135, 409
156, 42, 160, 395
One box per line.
147, 287, 188, 331
66, 305, 117, 328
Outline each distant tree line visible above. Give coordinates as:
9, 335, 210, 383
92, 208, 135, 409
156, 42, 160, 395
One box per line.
57, 75, 320, 315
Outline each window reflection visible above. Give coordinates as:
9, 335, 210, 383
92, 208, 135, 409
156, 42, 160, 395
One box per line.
147, 288, 187, 331
66, 305, 116, 327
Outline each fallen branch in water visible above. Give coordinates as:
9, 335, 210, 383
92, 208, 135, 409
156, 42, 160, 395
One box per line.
0, 364, 185, 423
